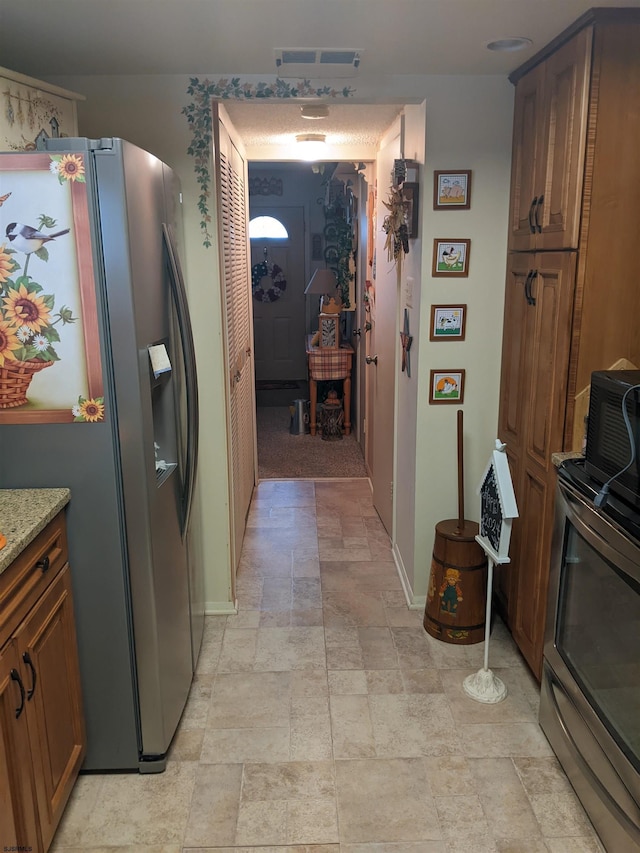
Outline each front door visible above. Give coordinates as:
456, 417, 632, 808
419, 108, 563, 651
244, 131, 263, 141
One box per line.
251, 206, 306, 382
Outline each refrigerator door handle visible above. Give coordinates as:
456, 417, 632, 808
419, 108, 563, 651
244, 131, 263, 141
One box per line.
162, 223, 199, 537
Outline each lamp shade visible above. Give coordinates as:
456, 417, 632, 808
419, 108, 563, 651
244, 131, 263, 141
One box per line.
304, 268, 338, 295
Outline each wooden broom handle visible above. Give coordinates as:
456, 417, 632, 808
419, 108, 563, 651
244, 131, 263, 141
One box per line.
456, 409, 464, 533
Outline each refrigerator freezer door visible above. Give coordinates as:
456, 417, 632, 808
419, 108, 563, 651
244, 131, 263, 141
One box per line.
93, 139, 194, 767
163, 220, 204, 668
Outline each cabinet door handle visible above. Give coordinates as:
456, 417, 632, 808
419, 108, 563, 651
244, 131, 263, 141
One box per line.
534, 194, 544, 233
10, 669, 25, 719
365, 355, 378, 365
22, 652, 37, 701
526, 270, 538, 306
528, 197, 538, 233
523, 270, 533, 304
37, 555, 50, 573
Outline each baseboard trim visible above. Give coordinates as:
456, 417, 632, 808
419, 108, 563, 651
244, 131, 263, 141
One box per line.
205, 600, 238, 615
393, 543, 426, 611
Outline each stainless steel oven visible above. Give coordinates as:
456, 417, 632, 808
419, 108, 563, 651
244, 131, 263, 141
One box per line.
540, 459, 640, 852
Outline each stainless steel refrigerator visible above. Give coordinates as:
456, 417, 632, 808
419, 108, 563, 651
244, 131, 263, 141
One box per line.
0, 137, 203, 771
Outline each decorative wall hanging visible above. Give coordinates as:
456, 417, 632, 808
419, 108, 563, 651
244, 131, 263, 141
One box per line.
382, 185, 410, 265
182, 77, 356, 248
432, 239, 471, 277
251, 261, 287, 302
323, 199, 353, 308
402, 183, 419, 239
249, 176, 283, 196
0, 152, 104, 423
400, 308, 413, 376
429, 370, 466, 404
433, 170, 472, 210
430, 304, 467, 341
311, 233, 323, 261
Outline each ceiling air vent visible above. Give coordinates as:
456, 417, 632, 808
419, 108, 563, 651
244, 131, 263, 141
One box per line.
275, 48, 362, 79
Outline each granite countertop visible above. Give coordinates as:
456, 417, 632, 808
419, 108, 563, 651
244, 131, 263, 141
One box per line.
0, 489, 71, 575
552, 451, 584, 468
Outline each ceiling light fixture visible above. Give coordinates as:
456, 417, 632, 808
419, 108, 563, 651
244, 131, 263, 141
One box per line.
301, 104, 329, 120
296, 132, 327, 161
486, 37, 533, 52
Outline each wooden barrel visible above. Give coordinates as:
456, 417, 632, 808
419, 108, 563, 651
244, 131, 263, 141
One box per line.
423, 519, 487, 645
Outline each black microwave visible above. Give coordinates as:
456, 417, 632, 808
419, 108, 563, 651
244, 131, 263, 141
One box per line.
585, 370, 640, 510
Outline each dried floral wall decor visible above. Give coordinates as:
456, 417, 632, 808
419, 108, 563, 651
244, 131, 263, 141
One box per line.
382, 184, 410, 265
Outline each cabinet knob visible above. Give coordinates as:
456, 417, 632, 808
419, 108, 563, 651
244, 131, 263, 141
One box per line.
37, 555, 50, 573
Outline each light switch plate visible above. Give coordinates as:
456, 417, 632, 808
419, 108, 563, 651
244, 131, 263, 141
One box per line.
405, 277, 414, 309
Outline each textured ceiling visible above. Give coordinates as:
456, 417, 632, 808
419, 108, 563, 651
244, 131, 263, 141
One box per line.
223, 102, 404, 149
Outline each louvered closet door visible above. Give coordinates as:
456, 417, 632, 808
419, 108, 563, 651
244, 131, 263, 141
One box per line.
214, 105, 257, 576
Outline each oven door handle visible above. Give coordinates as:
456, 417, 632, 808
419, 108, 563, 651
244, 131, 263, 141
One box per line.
559, 483, 640, 585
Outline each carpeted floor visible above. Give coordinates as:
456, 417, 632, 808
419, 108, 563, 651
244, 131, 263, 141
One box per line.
257, 405, 368, 479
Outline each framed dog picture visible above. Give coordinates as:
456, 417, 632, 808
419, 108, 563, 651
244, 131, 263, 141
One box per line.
433, 170, 472, 210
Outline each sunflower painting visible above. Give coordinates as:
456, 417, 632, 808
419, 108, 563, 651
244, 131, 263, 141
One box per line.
0, 151, 104, 423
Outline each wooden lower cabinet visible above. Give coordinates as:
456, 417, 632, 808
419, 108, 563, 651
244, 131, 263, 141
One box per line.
496, 252, 576, 678
0, 642, 40, 852
0, 510, 85, 852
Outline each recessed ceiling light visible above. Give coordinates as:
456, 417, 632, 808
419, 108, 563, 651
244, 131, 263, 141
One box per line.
486, 37, 533, 52
301, 104, 329, 120
295, 133, 327, 161
296, 133, 326, 144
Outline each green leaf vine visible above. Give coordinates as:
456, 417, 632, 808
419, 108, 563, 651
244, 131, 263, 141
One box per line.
181, 77, 356, 248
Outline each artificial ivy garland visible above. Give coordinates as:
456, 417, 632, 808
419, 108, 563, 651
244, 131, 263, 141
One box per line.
251, 261, 287, 302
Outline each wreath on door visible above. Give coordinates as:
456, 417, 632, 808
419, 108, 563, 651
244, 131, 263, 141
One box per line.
251, 261, 287, 302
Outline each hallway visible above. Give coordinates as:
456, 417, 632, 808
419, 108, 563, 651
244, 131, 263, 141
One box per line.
51, 479, 602, 851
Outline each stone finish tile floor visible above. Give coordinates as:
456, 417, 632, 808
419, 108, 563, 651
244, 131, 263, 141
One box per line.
51, 479, 605, 853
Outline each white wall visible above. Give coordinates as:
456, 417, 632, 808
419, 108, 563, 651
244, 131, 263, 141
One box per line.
411, 76, 514, 602
45, 71, 514, 608
393, 101, 427, 600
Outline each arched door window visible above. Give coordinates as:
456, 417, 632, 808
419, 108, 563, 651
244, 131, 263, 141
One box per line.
249, 215, 289, 239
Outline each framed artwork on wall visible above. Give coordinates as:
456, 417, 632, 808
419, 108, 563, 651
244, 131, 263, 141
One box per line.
433, 170, 472, 210
429, 369, 466, 404
432, 239, 471, 277
430, 304, 467, 341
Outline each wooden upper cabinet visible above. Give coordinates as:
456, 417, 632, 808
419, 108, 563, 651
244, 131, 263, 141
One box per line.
507, 66, 545, 250
508, 27, 592, 252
